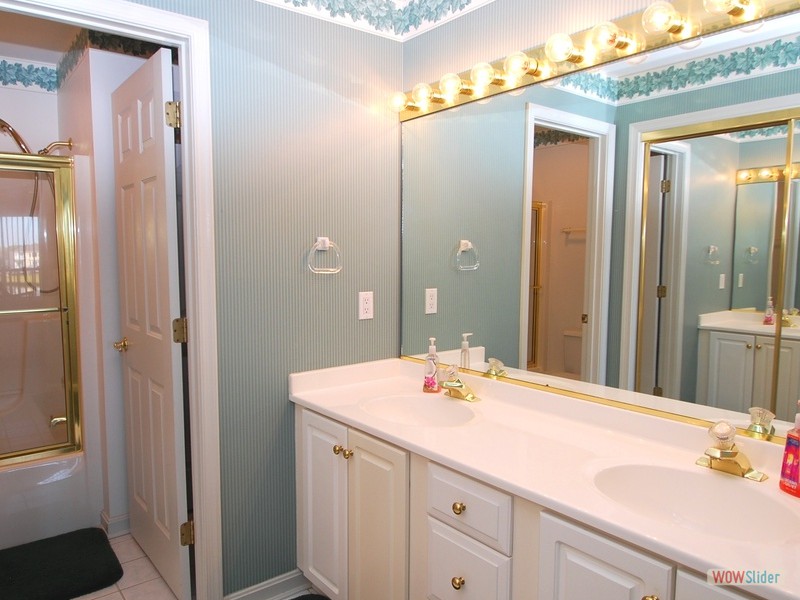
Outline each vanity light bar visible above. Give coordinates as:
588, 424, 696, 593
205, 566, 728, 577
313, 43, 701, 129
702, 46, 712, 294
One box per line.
737, 163, 800, 184
391, 0, 800, 122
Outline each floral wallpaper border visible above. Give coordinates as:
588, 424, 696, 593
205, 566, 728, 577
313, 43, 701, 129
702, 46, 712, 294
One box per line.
269, 0, 481, 37
0, 59, 57, 92
558, 34, 800, 104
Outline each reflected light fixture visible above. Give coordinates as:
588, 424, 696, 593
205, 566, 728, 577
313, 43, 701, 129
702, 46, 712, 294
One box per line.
545, 32, 584, 63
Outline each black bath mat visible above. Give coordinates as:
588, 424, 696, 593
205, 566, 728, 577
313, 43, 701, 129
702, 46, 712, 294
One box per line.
0, 527, 123, 600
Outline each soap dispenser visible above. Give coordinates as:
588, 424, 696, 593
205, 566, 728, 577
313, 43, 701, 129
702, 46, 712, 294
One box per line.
423, 337, 440, 393
460, 333, 473, 370
779, 399, 800, 497
764, 297, 775, 325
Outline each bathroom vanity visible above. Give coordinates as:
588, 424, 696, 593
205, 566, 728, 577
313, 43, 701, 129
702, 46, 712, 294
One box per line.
697, 311, 800, 421
291, 358, 800, 600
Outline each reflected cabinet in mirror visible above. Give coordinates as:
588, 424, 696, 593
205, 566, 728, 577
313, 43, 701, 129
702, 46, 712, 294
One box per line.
401, 11, 800, 433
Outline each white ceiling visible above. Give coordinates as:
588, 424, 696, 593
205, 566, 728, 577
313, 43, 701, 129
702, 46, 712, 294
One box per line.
0, 11, 79, 64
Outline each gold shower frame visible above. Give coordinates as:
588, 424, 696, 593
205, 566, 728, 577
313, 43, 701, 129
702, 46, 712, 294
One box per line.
0, 152, 81, 466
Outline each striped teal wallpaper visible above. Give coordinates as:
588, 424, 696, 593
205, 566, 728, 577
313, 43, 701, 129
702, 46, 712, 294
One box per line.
128, 0, 401, 593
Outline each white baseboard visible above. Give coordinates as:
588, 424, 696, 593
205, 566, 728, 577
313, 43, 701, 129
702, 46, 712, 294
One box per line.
224, 569, 312, 600
100, 510, 130, 538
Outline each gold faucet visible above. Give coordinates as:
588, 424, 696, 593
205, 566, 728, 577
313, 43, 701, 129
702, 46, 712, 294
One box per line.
696, 421, 767, 482
441, 365, 481, 402
484, 357, 507, 379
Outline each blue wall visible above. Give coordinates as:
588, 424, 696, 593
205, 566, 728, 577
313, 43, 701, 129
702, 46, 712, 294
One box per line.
129, 0, 402, 593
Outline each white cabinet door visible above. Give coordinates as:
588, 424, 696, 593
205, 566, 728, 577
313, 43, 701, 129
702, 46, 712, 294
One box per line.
676, 570, 752, 599
707, 331, 755, 412
757, 337, 800, 421
296, 408, 349, 600
539, 513, 673, 600
348, 429, 409, 600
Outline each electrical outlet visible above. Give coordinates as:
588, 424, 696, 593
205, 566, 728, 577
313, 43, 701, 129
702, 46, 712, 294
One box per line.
359, 291, 374, 320
425, 288, 437, 315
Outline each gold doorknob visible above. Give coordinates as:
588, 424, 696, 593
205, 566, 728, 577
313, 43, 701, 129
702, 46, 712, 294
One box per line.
452, 501, 466, 515
451, 576, 465, 590
113, 337, 129, 352
642, 596, 659, 600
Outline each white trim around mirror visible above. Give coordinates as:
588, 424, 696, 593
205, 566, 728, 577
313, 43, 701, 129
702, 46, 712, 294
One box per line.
620, 92, 800, 393
520, 103, 615, 384
0, 1, 222, 598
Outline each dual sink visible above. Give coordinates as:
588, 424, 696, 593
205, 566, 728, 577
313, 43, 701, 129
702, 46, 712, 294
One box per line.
358, 392, 800, 543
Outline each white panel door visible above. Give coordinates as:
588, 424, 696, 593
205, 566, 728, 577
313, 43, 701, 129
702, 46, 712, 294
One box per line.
112, 48, 189, 599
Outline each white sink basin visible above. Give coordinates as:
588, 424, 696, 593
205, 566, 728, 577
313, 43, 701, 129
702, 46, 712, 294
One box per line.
594, 464, 800, 543
359, 394, 476, 427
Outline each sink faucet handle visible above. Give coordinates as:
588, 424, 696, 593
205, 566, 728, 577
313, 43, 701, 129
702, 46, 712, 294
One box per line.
444, 364, 459, 382
708, 420, 737, 451
746, 406, 775, 439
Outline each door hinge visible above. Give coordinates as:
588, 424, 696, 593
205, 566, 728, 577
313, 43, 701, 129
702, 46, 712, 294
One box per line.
172, 317, 188, 344
180, 520, 194, 546
165, 101, 181, 129
581, 313, 589, 324
660, 179, 671, 194
653, 386, 663, 396
656, 285, 667, 299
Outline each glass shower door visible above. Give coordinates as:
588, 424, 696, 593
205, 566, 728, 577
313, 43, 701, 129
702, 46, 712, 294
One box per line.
0, 153, 79, 464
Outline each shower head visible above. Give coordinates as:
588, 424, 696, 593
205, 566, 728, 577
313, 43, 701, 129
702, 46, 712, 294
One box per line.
0, 118, 32, 154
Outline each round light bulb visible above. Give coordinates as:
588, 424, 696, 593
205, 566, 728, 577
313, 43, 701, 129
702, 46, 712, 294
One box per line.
758, 168, 773, 179
737, 170, 752, 182
470, 61, 497, 89
703, 0, 734, 15
503, 51, 531, 81
733, 0, 764, 23
642, 1, 681, 34
411, 82, 433, 106
438, 72, 463, 99
589, 22, 622, 51
388, 91, 409, 113
545, 33, 579, 63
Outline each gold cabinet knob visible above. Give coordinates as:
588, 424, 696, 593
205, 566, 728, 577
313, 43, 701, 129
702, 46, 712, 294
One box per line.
113, 337, 129, 352
642, 596, 659, 600
746, 343, 753, 349
452, 502, 466, 515
333, 445, 354, 459
451, 576, 465, 590
756, 344, 763, 350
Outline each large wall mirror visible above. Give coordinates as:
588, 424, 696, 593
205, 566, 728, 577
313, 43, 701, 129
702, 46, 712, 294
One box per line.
400, 9, 800, 434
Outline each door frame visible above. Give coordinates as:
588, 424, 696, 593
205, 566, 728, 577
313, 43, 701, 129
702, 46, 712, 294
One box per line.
519, 103, 615, 384
0, 1, 222, 598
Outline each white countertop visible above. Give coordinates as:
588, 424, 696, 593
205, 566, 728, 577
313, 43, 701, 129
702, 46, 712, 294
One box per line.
289, 358, 800, 600
699, 310, 800, 339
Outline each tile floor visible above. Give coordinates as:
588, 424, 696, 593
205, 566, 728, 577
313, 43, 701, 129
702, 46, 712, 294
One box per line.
73, 534, 177, 600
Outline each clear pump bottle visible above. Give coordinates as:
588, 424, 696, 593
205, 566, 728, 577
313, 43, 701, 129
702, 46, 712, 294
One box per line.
423, 337, 440, 393
460, 333, 473, 370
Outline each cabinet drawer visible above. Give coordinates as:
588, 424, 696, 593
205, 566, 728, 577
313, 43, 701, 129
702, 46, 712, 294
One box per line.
427, 463, 512, 555
427, 517, 511, 600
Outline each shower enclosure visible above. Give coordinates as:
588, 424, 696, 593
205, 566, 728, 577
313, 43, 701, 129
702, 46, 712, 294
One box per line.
0, 140, 80, 466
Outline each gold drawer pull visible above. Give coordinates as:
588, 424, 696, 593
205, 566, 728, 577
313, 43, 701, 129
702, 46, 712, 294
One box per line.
451, 576, 465, 590
452, 501, 466, 515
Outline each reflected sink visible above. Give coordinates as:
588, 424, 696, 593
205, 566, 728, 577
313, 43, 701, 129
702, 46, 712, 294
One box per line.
594, 464, 800, 543
359, 394, 475, 427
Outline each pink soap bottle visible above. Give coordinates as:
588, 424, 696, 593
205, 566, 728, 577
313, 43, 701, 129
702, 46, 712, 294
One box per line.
779, 399, 800, 498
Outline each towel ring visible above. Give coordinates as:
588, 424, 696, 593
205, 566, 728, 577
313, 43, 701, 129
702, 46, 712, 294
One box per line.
307, 237, 342, 274
455, 239, 479, 271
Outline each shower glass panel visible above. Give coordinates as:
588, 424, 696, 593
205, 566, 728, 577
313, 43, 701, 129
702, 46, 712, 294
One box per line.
0, 152, 80, 465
